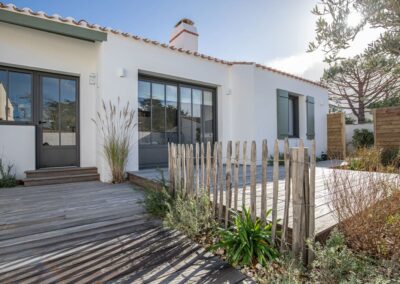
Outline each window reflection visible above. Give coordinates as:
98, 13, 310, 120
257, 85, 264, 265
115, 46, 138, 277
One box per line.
0, 71, 7, 121
138, 81, 151, 144
0, 70, 32, 122
180, 87, 192, 144
42, 77, 60, 146
138, 79, 215, 146
60, 79, 76, 146
166, 85, 178, 143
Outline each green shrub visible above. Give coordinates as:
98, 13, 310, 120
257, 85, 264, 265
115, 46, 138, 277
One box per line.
310, 229, 399, 283
164, 193, 215, 238
380, 148, 400, 168
214, 208, 279, 267
352, 129, 374, 149
345, 115, 356, 125
143, 187, 172, 218
268, 153, 285, 166
0, 158, 17, 188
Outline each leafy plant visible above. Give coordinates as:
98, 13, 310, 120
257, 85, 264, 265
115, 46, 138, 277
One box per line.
214, 208, 279, 267
164, 193, 215, 239
380, 148, 400, 168
267, 153, 285, 166
0, 158, 17, 188
310, 229, 400, 283
93, 98, 136, 183
352, 129, 374, 149
345, 115, 356, 125
143, 187, 172, 218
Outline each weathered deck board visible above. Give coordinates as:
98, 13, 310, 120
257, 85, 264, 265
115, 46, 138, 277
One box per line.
0, 181, 249, 283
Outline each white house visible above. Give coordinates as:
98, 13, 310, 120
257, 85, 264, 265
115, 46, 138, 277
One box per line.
0, 3, 328, 183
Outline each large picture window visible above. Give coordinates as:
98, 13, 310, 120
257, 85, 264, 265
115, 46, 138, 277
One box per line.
0, 68, 33, 123
138, 76, 216, 146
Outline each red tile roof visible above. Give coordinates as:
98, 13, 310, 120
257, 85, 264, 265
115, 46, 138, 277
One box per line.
0, 2, 326, 89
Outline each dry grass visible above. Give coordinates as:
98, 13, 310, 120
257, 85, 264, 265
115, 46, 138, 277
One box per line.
326, 169, 400, 259
93, 98, 136, 183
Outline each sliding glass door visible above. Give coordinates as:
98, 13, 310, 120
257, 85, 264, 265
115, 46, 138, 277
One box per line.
138, 76, 216, 169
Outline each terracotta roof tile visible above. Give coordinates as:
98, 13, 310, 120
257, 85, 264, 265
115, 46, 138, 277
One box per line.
0, 2, 326, 89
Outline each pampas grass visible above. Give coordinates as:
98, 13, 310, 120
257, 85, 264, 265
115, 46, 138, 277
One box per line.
93, 98, 136, 183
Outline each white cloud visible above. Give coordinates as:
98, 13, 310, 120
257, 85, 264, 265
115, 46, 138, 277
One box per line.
265, 26, 383, 81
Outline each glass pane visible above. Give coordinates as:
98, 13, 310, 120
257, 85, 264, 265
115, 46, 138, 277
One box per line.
166, 85, 178, 143
203, 91, 214, 144
0, 71, 7, 121
192, 89, 202, 143
42, 77, 60, 146
180, 87, 192, 144
151, 83, 165, 144
138, 81, 151, 144
8, 72, 32, 122
60, 79, 76, 146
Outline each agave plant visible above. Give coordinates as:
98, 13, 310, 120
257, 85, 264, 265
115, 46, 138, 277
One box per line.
215, 207, 279, 267
93, 98, 136, 183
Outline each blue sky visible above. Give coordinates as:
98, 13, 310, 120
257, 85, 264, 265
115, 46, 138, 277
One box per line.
8, 0, 376, 80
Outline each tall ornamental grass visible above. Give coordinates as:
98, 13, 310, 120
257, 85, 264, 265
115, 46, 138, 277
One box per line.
93, 98, 136, 183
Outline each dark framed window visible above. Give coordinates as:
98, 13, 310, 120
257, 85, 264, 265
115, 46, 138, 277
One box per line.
138, 76, 216, 145
0, 68, 33, 123
288, 95, 299, 138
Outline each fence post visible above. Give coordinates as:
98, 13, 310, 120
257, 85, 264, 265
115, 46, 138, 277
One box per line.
250, 141, 257, 221
213, 142, 218, 217
206, 142, 212, 199
201, 142, 205, 190
281, 138, 291, 252
218, 142, 224, 221
233, 141, 240, 211
272, 139, 279, 243
195, 142, 200, 195
308, 140, 316, 264
225, 141, 232, 228
261, 139, 268, 223
242, 141, 247, 217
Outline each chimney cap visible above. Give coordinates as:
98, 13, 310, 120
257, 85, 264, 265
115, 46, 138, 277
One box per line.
175, 18, 194, 27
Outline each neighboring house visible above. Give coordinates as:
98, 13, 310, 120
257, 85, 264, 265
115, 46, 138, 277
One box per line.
0, 3, 328, 182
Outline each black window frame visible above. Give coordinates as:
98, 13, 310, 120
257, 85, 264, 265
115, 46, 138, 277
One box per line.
0, 66, 34, 125
288, 95, 299, 138
138, 74, 218, 145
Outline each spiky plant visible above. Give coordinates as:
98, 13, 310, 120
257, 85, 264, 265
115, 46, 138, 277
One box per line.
93, 98, 136, 183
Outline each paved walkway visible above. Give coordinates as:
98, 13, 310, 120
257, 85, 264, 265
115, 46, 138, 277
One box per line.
0, 181, 248, 283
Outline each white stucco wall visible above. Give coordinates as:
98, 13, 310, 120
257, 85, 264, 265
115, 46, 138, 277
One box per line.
0, 21, 329, 181
0, 22, 99, 178
97, 33, 231, 180
228, 64, 328, 158
0, 125, 35, 179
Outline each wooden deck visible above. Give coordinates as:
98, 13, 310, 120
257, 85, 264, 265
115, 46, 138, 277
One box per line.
0, 182, 249, 283
130, 160, 399, 237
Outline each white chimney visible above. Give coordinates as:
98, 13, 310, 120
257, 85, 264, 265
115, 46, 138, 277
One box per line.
169, 18, 198, 52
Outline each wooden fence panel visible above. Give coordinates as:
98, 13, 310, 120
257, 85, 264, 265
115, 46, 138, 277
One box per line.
373, 106, 400, 149
327, 112, 346, 159
167, 139, 316, 265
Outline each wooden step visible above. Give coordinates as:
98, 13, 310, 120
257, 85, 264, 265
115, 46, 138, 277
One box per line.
23, 174, 100, 187
25, 167, 98, 178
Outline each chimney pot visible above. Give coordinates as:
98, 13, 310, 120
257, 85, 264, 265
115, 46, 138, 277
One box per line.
170, 18, 198, 52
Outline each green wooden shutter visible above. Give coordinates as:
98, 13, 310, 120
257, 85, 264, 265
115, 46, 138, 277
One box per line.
277, 89, 289, 139
306, 96, 315, 139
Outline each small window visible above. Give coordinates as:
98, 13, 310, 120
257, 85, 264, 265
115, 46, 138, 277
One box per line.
0, 69, 33, 123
